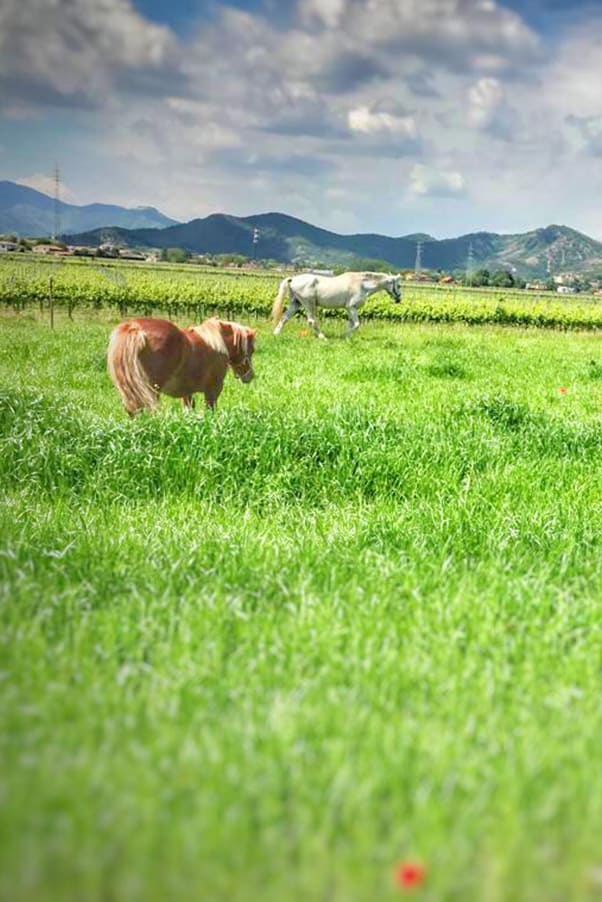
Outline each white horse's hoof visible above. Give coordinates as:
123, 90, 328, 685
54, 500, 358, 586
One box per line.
317, 333, 327, 340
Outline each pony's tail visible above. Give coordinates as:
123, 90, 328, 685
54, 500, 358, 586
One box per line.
272, 277, 292, 324
107, 322, 158, 415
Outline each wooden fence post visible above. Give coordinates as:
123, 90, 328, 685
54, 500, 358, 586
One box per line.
49, 277, 54, 330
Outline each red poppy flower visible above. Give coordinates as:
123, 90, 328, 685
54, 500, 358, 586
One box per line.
299, 329, 309, 337
558, 387, 568, 394
394, 861, 426, 890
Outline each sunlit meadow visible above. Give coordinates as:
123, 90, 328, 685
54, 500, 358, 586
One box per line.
1, 307, 602, 901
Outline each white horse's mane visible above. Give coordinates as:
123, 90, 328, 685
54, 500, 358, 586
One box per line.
190, 318, 249, 357
361, 271, 394, 281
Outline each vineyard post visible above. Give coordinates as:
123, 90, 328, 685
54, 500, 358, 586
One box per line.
49, 277, 54, 330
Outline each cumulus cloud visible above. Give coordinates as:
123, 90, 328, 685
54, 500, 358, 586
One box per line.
467, 78, 505, 128
409, 165, 466, 198
4, 0, 602, 237
210, 148, 336, 177
466, 76, 520, 139
566, 114, 602, 156
299, 0, 346, 29
348, 106, 417, 138
0, 0, 180, 110
314, 52, 389, 93
297, 0, 541, 74
17, 173, 77, 202
541, 17, 602, 119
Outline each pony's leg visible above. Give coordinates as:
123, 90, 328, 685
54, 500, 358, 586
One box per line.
304, 301, 327, 340
204, 382, 224, 411
182, 394, 195, 410
273, 296, 301, 335
345, 305, 361, 338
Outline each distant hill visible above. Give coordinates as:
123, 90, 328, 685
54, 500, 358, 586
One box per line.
65, 211, 602, 278
0, 181, 178, 236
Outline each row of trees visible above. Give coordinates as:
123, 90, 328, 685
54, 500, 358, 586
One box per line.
3, 236, 597, 290
460, 268, 529, 289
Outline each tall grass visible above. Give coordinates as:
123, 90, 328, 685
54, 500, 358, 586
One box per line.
1, 309, 602, 900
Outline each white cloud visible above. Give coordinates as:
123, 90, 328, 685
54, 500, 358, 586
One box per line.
467, 77, 505, 128
4, 0, 602, 238
409, 165, 466, 197
0, 0, 179, 110
304, 0, 540, 72
17, 174, 77, 203
348, 106, 417, 138
299, 0, 346, 28
539, 18, 602, 120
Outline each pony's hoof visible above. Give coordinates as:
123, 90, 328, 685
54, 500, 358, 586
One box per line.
318, 333, 327, 340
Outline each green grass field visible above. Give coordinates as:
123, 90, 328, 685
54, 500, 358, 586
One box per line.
2, 308, 602, 901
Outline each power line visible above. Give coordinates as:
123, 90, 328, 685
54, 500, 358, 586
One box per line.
414, 239, 423, 276
466, 240, 475, 286
52, 163, 61, 241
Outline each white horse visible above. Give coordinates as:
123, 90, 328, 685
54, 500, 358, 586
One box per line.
272, 271, 403, 339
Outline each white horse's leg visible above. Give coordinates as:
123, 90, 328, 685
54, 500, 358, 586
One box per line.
273, 295, 301, 335
304, 300, 327, 340
345, 304, 361, 338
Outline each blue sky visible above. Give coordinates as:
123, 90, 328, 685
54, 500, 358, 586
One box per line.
2, 0, 602, 238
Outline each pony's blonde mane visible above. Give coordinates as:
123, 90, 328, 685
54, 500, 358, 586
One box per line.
189, 318, 250, 357
189, 318, 228, 355
225, 320, 250, 356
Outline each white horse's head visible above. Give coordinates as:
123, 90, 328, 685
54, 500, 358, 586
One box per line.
385, 274, 403, 303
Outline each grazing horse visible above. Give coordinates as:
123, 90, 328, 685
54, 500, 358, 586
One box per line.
272, 271, 403, 339
107, 316, 256, 415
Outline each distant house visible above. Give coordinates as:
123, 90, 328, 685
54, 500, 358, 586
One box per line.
406, 272, 436, 283
557, 285, 577, 295
69, 246, 95, 256
118, 250, 146, 261
439, 274, 455, 284
526, 282, 550, 291
145, 252, 160, 264
33, 244, 70, 256
0, 240, 19, 252
554, 273, 578, 286
98, 243, 120, 258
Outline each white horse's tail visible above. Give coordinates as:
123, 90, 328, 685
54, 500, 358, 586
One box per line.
272, 277, 292, 324
107, 322, 158, 415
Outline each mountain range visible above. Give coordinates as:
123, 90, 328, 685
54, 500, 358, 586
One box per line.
2, 180, 601, 277
0, 181, 177, 236
66, 214, 602, 278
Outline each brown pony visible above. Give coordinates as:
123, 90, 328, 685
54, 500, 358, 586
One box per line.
107, 316, 256, 415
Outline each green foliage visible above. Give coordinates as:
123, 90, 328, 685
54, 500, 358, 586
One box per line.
335, 257, 394, 274
1, 256, 602, 331
161, 247, 190, 263
491, 269, 515, 288
470, 268, 491, 287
